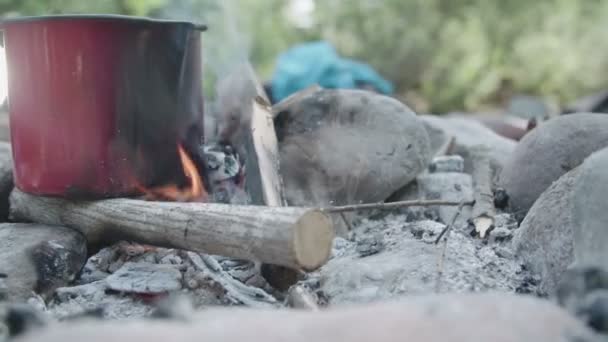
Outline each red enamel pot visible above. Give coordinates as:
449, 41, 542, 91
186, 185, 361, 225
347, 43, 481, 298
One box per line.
1, 15, 207, 198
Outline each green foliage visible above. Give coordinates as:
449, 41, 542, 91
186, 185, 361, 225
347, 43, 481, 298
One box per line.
314, 0, 608, 112
1, 0, 607, 112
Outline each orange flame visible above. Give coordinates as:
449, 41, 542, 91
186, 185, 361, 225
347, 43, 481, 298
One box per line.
138, 144, 208, 202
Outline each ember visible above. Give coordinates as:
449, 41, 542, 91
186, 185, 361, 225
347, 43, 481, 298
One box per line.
138, 144, 208, 202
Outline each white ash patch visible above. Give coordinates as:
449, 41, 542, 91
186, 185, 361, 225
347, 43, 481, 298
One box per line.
316, 213, 539, 305
44, 243, 275, 320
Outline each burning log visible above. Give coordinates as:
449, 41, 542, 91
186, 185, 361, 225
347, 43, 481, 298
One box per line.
9, 189, 335, 271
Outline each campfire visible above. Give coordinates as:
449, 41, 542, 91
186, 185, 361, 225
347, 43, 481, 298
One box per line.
136, 144, 208, 203
0, 13, 605, 342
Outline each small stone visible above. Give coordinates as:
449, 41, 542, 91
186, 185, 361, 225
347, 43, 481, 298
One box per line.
0, 224, 87, 301
106, 263, 183, 294
355, 233, 384, 257
428, 155, 464, 173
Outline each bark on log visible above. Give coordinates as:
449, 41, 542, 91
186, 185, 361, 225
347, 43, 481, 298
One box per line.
469, 146, 495, 238
9, 189, 334, 271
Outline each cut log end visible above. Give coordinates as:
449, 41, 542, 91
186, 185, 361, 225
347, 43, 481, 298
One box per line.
293, 209, 334, 271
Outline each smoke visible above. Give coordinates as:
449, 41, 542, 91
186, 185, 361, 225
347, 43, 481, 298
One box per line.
152, 0, 257, 142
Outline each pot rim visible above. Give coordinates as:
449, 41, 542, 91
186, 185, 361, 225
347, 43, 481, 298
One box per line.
0, 14, 207, 31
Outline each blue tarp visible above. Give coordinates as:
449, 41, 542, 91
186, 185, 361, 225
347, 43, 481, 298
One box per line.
271, 41, 394, 102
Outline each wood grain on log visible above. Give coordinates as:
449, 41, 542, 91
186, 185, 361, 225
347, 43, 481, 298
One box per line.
9, 189, 334, 271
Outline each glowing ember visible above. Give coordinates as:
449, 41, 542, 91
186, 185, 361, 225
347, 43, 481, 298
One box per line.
138, 144, 208, 202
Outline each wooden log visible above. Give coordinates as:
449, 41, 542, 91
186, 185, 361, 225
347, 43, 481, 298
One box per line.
9, 189, 334, 271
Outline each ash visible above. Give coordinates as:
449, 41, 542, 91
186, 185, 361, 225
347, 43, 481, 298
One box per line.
314, 211, 539, 306
39, 210, 537, 320
43, 242, 275, 320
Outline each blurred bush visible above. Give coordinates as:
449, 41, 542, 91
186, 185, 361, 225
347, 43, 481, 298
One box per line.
2, 0, 608, 113
314, 0, 608, 113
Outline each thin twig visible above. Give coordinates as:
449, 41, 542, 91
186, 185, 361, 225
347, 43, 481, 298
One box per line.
434, 201, 468, 244
322, 199, 474, 214
339, 212, 354, 231
434, 201, 466, 293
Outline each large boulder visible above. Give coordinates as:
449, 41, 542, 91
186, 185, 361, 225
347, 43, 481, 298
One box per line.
514, 145, 608, 296
500, 113, 608, 216
275, 89, 431, 206
512, 168, 580, 295
14, 293, 600, 342
0, 224, 87, 301
571, 147, 608, 268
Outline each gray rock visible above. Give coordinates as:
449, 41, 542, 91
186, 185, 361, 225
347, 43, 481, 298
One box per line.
429, 155, 464, 173
105, 263, 182, 294
512, 168, 580, 295
416, 172, 473, 227
275, 89, 432, 206
20, 293, 601, 342
0, 224, 87, 301
420, 115, 516, 176
571, 147, 608, 268
500, 113, 608, 215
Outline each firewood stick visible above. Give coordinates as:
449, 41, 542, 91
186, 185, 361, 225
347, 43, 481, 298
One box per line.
469, 146, 495, 238
9, 189, 335, 271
